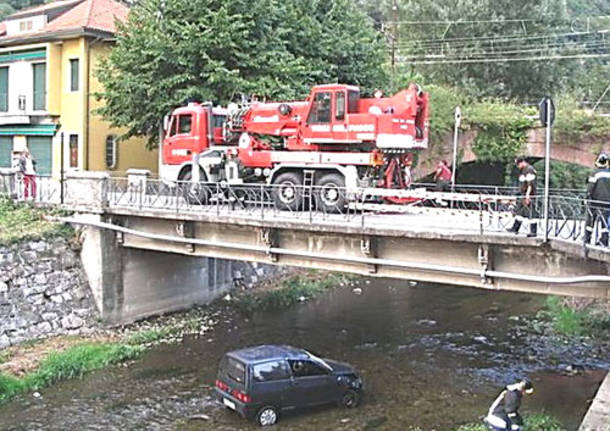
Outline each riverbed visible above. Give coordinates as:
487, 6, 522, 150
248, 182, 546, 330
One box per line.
0, 278, 607, 430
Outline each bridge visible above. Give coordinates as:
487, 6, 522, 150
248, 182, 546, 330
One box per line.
1, 170, 609, 323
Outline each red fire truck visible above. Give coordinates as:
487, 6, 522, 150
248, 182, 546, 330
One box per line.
159, 83, 429, 211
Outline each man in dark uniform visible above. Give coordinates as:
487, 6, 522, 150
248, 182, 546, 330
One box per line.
584, 152, 610, 247
507, 157, 538, 237
484, 379, 534, 431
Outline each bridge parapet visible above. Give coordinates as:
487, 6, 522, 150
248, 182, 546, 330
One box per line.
64, 171, 110, 213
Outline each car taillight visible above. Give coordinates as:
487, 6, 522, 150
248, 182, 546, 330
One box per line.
215, 379, 229, 391
231, 388, 252, 403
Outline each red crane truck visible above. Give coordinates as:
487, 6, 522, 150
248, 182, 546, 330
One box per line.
159, 83, 429, 212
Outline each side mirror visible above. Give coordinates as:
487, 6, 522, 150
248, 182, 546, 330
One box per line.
163, 115, 170, 132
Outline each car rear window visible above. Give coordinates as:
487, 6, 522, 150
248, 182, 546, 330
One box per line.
220, 356, 246, 386
252, 360, 290, 382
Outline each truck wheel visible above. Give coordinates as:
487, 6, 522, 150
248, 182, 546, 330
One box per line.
271, 172, 302, 211
315, 173, 346, 213
179, 168, 210, 205
256, 406, 279, 427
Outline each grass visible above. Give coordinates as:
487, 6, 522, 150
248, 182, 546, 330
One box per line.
0, 196, 73, 245
0, 341, 143, 404
235, 271, 356, 312
537, 297, 610, 338
454, 413, 565, 431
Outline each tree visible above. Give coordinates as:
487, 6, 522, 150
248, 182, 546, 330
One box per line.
358, 0, 608, 102
96, 0, 388, 146
0, 3, 15, 19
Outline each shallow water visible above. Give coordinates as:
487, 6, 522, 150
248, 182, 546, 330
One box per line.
0, 279, 607, 431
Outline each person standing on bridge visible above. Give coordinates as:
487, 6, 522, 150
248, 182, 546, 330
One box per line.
484, 379, 534, 431
584, 153, 610, 247
434, 159, 452, 192
507, 157, 537, 237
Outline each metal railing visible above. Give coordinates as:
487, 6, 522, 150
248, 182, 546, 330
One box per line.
1, 172, 608, 253
0, 172, 62, 205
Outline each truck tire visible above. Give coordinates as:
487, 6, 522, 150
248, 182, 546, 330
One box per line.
179, 168, 210, 205
271, 172, 303, 211
315, 173, 346, 213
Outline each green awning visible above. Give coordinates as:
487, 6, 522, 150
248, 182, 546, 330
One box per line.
0, 124, 58, 136
0, 50, 46, 64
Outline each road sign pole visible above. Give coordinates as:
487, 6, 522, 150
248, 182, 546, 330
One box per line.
543, 98, 552, 242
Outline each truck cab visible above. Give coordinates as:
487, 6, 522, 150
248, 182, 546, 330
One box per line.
160, 103, 227, 182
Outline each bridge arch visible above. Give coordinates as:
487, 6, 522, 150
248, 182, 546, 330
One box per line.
415, 128, 609, 180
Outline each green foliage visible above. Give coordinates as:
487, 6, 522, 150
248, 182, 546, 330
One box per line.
554, 97, 610, 143
532, 160, 591, 190
26, 343, 142, 389
237, 272, 353, 312
468, 101, 534, 162
97, 0, 388, 146
454, 413, 565, 431
0, 343, 142, 404
0, 372, 23, 404
124, 328, 173, 345
538, 297, 610, 338
0, 3, 15, 19
0, 196, 73, 245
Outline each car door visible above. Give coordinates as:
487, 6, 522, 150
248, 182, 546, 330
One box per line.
287, 359, 335, 407
250, 360, 292, 409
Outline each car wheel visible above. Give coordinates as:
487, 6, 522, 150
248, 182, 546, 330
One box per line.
256, 406, 279, 427
341, 389, 361, 408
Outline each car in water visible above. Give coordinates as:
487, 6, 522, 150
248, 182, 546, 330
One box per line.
214, 345, 363, 426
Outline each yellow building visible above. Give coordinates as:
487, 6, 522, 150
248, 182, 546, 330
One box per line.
0, 0, 157, 177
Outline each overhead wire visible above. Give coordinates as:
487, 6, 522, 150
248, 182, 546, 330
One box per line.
400, 53, 610, 65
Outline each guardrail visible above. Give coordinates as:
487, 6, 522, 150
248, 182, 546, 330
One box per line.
1, 172, 608, 252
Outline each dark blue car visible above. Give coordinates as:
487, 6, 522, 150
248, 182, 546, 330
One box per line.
215, 345, 363, 426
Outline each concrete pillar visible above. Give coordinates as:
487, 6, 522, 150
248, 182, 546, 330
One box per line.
64, 171, 109, 213
79, 217, 235, 325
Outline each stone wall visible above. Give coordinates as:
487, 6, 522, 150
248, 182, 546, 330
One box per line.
0, 233, 287, 348
0, 237, 98, 349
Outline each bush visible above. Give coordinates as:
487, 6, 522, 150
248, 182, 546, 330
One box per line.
236, 272, 353, 312
0, 342, 142, 404
538, 297, 610, 338
0, 196, 73, 245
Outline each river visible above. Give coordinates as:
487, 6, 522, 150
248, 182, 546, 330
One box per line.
1, 278, 608, 431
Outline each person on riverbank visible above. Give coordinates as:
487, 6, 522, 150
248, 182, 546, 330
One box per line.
507, 157, 537, 237
584, 152, 610, 247
484, 379, 534, 431
19, 149, 37, 200
434, 159, 452, 192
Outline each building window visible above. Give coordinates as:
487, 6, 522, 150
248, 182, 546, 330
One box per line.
0, 67, 8, 112
19, 20, 33, 32
32, 62, 46, 110
106, 135, 117, 169
69, 59, 79, 92
69, 134, 78, 168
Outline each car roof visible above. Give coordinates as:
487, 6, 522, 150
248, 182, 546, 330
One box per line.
227, 345, 310, 364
